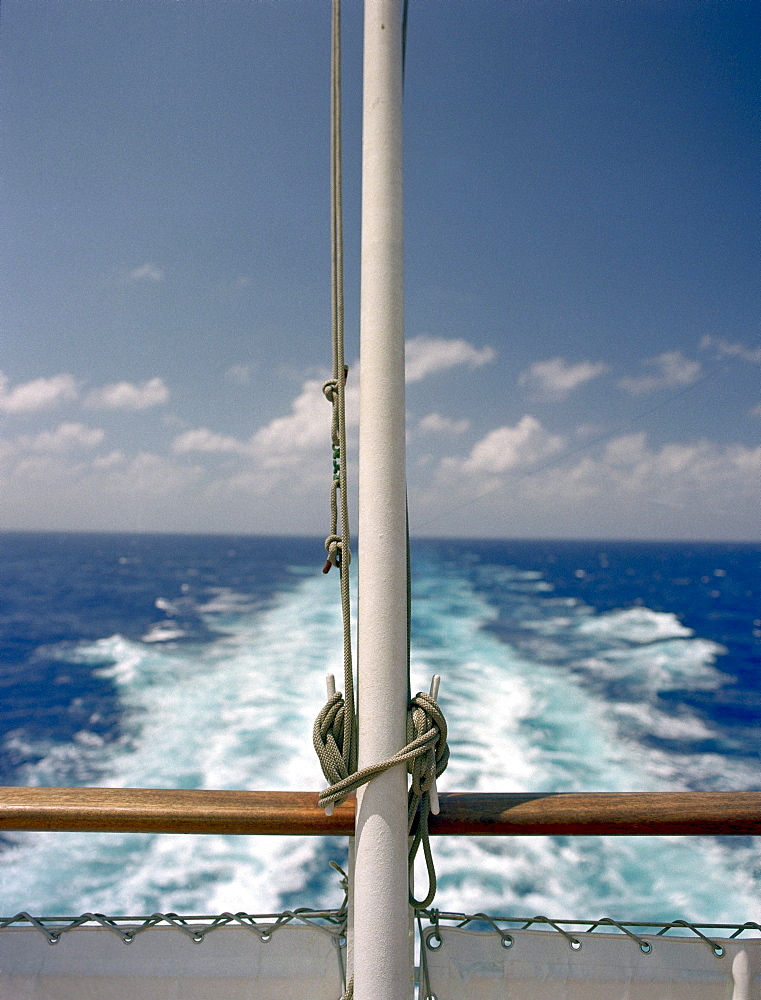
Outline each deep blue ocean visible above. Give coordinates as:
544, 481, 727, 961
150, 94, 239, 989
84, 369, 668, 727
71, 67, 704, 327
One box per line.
0, 532, 758, 923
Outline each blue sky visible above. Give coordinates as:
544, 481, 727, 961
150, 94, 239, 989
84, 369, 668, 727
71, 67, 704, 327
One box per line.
1, 0, 759, 539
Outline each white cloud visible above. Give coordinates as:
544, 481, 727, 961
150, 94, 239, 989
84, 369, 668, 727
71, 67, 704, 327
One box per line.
173, 428, 246, 455
0, 373, 78, 414
172, 375, 358, 476
700, 336, 761, 364
519, 358, 609, 402
458, 415, 565, 475
98, 451, 203, 500
423, 424, 761, 539
405, 336, 495, 383
596, 434, 761, 505
0, 446, 207, 532
93, 450, 126, 469
602, 431, 649, 468
619, 351, 701, 395
164, 377, 350, 521
519, 357, 608, 401
225, 364, 253, 386
418, 412, 470, 435
127, 263, 164, 283
252, 377, 357, 468
84, 377, 169, 410
23, 422, 104, 452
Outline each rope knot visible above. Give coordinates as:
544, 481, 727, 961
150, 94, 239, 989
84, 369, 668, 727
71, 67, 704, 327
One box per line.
322, 378, 339, 404
314, 678, 449, 909
323, 534, 350, 573
322, 367, 348, 405
407, 691, 449, 799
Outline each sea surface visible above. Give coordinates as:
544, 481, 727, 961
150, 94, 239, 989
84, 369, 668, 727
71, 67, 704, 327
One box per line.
0, 532, 758, 923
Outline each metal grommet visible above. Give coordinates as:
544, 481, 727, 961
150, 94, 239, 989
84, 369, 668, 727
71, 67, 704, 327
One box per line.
713, 945, 725, 958
123, 934, 134, 944
260, 932, 272, 943
501, 934, 514, 949
640, 941, 652, 954
47, 934, 59, 946
193, 932, 204, 942
426, 932, 443, 951
569, 938, 582, 951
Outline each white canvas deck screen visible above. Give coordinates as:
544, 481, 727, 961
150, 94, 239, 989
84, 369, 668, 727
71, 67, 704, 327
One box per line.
424, 927, 761, 1000
0, 924, 345, 1000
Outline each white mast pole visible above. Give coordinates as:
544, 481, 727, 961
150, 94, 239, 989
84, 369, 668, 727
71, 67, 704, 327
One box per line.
354, 0, 411, 997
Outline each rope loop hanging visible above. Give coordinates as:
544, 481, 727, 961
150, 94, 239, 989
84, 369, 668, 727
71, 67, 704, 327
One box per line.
407, 690, 450, 909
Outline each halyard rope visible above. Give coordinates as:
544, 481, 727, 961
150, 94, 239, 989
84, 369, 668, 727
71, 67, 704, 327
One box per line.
321, 0, 356, 786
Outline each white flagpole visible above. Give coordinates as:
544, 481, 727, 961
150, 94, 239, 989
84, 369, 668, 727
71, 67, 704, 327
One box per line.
354, 0, 411, 997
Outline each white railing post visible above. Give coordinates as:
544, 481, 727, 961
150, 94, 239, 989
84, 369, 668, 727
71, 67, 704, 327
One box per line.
354, 0, 411, 997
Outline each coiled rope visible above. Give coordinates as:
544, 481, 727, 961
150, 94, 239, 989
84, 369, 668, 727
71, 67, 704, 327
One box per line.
315, 685, 448, 1000
314, 684, 449, 910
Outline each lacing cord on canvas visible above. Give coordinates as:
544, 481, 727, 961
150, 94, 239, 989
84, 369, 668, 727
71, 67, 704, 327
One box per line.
7, 910, 755, 1000
7, 911, 756, 1000
0, 908, 348, 947
6, 910, 757, 949
415, 910, 761, 954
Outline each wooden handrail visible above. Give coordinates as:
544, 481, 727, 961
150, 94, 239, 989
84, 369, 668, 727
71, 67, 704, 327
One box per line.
0, 788, 352, 836
1, 787, 759, 836
430, 791, 761, 836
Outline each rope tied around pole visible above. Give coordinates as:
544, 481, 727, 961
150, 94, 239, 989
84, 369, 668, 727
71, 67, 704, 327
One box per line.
313, 680, 449, 908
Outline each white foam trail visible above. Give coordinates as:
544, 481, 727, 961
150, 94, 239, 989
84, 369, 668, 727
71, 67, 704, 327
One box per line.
141, 623, 187, 642
576, 606, 694, 643
409, 562, 760, 923
1, 573, 351, 915
2, 553, 758, 924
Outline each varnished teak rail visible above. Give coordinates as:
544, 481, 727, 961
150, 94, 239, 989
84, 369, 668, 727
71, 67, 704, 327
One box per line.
0, 788, 759, 836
